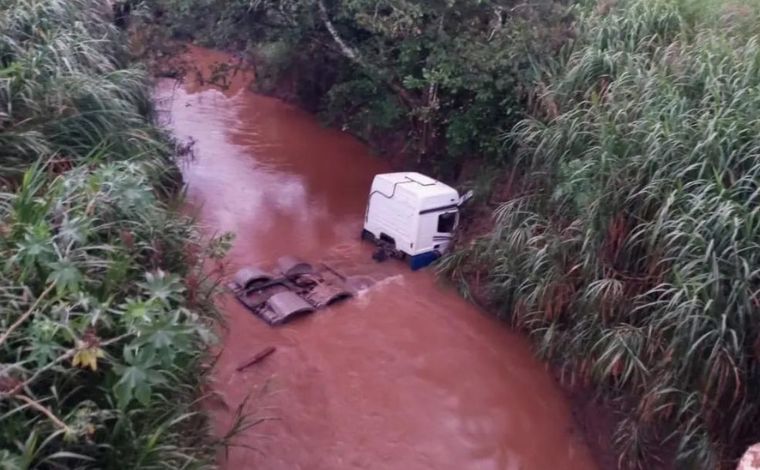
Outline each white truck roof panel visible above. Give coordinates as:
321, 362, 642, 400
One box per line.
372, 172, 459, 211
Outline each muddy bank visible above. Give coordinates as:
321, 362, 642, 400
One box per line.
156, 45, 598, 470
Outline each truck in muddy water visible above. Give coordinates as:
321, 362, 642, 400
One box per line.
230, 172, 470, 325
361, 172, 471, 270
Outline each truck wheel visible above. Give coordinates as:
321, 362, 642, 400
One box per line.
372, 247, 388, 262
361, 229, 375, 242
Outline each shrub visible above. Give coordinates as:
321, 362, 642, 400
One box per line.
0, 0, 222, 466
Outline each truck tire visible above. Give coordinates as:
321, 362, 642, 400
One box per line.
361, 229, 375, 242
372, 247, 388, 262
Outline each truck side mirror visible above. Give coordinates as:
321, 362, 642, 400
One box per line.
458, 189, 474, 206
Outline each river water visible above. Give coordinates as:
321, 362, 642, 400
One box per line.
156, 45, 597, 470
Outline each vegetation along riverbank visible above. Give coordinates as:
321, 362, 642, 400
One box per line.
144, 0, 760, 468
0, 0, 230, 467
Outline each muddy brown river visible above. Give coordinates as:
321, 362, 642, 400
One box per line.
157, 46, 597, 470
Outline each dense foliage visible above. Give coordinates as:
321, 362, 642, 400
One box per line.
150, 0, 573, 177
444, 0, 760, 467
0, 0, 223, 467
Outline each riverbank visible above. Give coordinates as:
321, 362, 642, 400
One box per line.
0, 2, 222, 466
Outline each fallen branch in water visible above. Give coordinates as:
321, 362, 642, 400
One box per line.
236, 346, 276, 372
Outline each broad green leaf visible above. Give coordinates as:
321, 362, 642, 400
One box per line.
47, 260, 83, 295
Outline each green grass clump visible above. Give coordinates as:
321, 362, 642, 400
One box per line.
1, 0, 224, 467
447, 0, 760, 467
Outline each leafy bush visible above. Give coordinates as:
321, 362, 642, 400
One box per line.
447, 0, 760, 467
1, 0, 222, 467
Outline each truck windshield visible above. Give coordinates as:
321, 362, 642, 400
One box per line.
437, 211, 457, 233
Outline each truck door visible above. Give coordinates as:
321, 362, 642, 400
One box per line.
432, 210, 458, 253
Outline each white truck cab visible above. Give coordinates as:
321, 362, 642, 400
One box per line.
362, 172, 468, 270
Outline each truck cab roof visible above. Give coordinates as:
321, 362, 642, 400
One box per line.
371, 172, 459, 213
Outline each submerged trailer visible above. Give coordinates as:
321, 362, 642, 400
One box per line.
229, 256, 355, 325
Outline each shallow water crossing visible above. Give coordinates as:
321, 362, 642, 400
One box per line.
156, 45, 597, 470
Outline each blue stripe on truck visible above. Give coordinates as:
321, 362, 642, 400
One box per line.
409, 251, 441, 270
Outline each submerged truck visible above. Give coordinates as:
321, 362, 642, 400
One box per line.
362, 172, 470, 270
230, 172, 469, 325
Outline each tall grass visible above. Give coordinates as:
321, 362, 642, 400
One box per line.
0, 0, 162, 178
0, 0, 223, 466
444, 0, 760, 467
